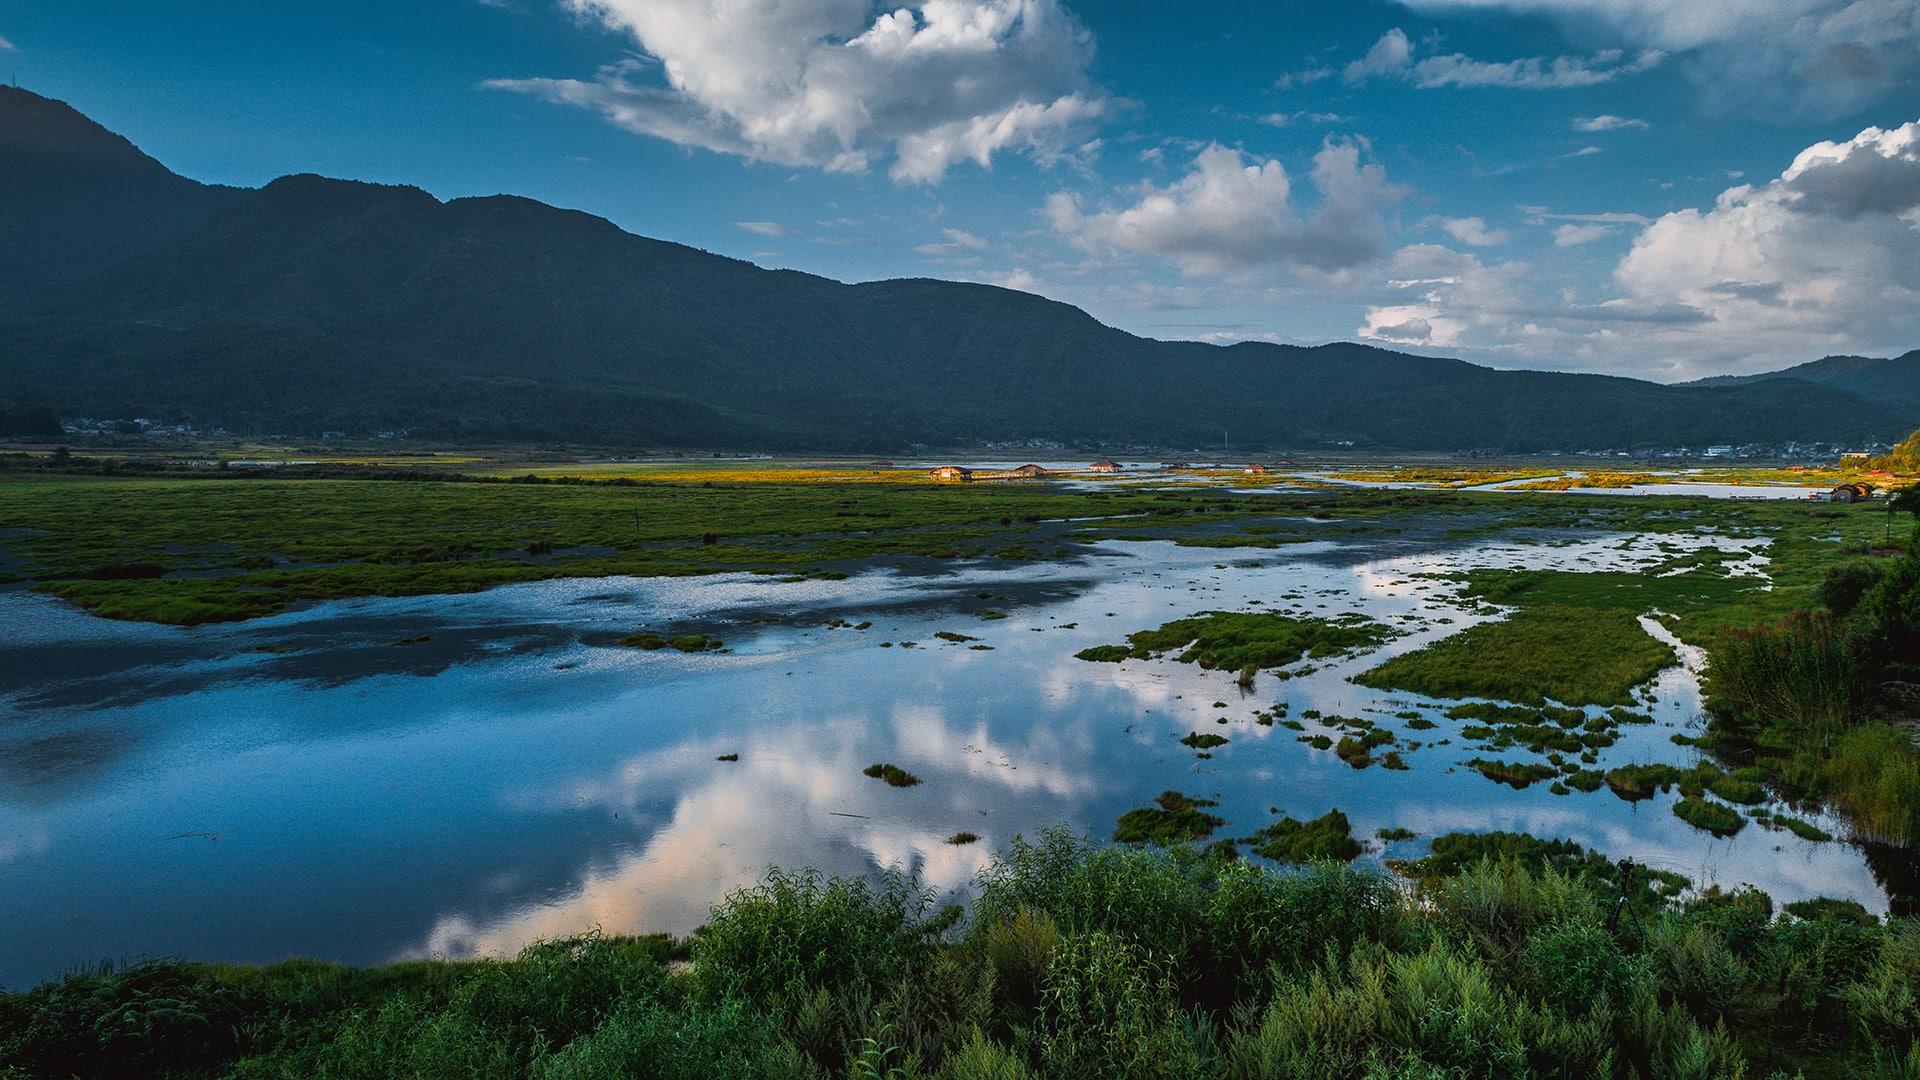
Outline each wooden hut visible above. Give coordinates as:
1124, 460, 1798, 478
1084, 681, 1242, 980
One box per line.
1827, 482, 1875, 503
1087, 459, 1121, 474
1243, 463, 1270, 475
930, 465, 974, 483
1010, 464, 1050, 479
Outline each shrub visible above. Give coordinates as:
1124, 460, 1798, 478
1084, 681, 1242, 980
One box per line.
1034, 931, 1201, 1080
1821, 559, 1887, 616
692, 868, 935, 1014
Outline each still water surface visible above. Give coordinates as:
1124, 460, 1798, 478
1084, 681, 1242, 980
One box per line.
0, 522, 1904, 988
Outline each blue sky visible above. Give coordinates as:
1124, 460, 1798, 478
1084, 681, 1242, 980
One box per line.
5, 0, 1920, 380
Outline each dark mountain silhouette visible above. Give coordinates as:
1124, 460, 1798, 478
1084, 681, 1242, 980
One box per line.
1690, 352, 1920, 419
1, 85, 1911, 452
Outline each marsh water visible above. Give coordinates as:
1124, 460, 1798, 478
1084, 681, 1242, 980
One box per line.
0, 514, 1908, 988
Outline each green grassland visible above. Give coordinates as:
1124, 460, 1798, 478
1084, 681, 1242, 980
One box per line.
0, 466, 1895, 627
3, 831, 1914, 1079
1356, 605, 1675, 706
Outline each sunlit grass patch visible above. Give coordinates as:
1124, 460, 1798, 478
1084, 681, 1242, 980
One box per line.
1357, 605, 1673, 706
1077, 610, 1393, 673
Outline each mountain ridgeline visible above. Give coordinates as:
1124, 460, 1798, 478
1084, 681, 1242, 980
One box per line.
1, 86, 1913, 452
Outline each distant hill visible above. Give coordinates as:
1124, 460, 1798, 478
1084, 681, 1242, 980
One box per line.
1690, 353, 1920, 420
1, 85, 1914, 453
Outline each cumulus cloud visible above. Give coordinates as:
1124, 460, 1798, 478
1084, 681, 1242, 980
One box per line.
489, 0, 1105, 183
1341, 26, 1663, 88
1574, 114, 1648, 131
1046, 141, 1400, 276
1612, 118, 1920, 354
1391, 0, 1920, 116
1439, 215, 1510, 245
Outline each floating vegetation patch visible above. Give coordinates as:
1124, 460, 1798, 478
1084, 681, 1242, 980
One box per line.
1179, 732, 1229, 750
1762, 812, 1834, 842
618, 631, 724, 652
1673, 796, 1745, 836
863, 763, 922, 788
1076, 611, 1392, 673
1246, 809, 1363, 863
934, 631, 979, 643
946, 832, 980, 845
1397, 831, 1689, 903
715, 753, 739, 762
1113, 791, 1226, 845
1376, 827, 1417, 841
1464, 758, 1558, 790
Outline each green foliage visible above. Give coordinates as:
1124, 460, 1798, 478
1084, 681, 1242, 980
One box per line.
1357, 606, 1674, 706
1113, 792, 1226, 845
1704, 609, 1862, 743
1079, 611, 1392, 673
864, 763, 923, 788
1821, 558, 1888, 616
1246, 809, 1363, 864
1179, 732, 1229, 750
8, 836, 1919, 1078
1672, 796, 1746, 837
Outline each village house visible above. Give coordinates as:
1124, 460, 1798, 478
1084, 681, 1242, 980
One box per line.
930, 465, 973, 482
1087, 459, 1121, 473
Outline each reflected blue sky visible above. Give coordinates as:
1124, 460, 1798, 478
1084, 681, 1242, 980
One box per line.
0, 527, 1898, 988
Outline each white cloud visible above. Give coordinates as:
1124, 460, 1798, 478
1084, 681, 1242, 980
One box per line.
1440, 215, 1510, 245
490, 0, 1104, 183
1047, 141, 1399, 276
1552, 222, 1615, 245
1259, 110, 1348, 127
1574, 114, 1648, 131
1275, 65, 1335, 89
1612, 117, 1920, 355
1390, 0, 1920, 116
0, 34, 14, 51
915, 226, 992, 254
1341, 26, 1663, 89
735, 220, 790, 236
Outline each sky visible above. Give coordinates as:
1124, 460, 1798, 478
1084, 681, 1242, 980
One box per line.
5, 0, 1920, 381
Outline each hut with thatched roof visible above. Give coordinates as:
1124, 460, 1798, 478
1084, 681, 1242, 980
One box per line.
1087, 459, 1121, 474
930, 465, 974, 483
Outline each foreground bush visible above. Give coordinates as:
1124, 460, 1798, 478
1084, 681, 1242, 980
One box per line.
3, 831, 1916, 1078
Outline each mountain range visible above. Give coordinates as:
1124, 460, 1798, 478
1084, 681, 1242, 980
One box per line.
1, 85, 1914, 453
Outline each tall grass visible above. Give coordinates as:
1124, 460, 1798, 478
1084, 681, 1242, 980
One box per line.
4, 830, 1916, 1078
1703, 610, 1861, 745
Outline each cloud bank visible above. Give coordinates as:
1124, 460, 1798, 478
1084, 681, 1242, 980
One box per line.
1392, 0, 1920, 115
1338, 26, 1662, 89
490, 0, 1104, 182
